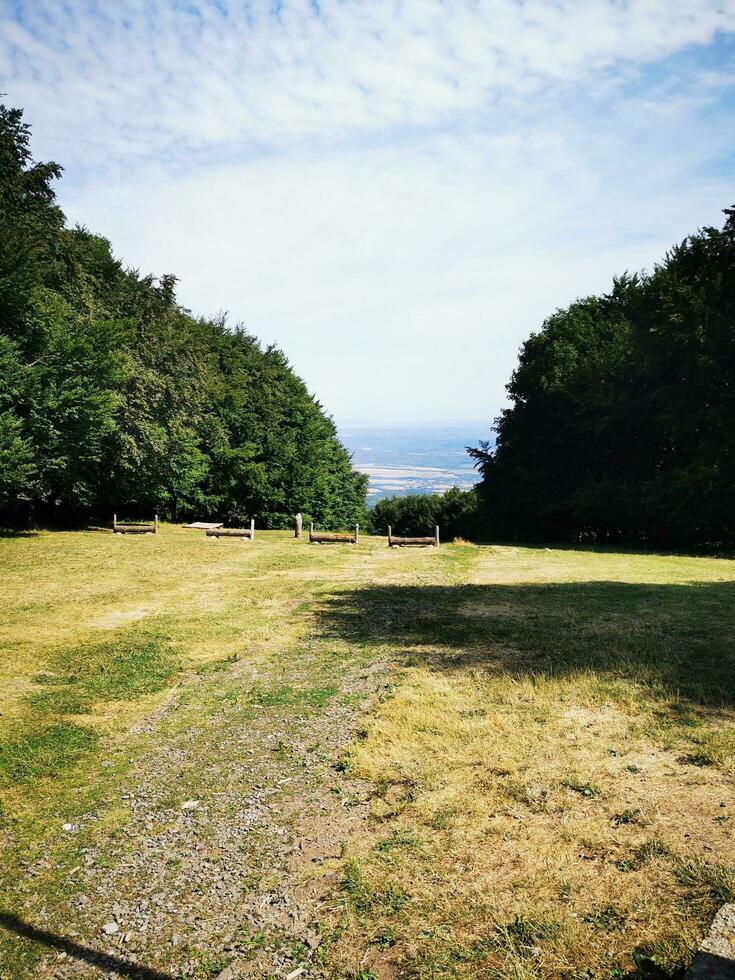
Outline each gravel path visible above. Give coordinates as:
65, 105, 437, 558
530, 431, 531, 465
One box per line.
31, 653, 388, 979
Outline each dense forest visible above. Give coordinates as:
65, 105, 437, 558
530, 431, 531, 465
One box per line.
471, 208, 735, 549
0, 105, 367, 528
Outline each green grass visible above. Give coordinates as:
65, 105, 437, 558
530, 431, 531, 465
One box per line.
0, 722, 99, 784
26, 631, 179, 715
561, 775, 603, 797
248, 683, 338, 709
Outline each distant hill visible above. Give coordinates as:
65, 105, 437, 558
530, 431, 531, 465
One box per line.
339, 422, 489, 501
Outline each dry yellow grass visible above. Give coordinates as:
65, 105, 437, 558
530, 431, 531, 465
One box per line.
0, 524, 380, 733
1, 529, 734, 978
331, 669, 734, 977
315, 546, 735, 978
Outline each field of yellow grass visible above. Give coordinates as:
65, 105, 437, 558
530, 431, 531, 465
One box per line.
1, 527, 734, 978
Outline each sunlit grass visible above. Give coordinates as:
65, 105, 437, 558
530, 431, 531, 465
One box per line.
1, 527, 734, 978
319, 554, 735, 979
0, 722, 99, 784
0, 524, 396, 976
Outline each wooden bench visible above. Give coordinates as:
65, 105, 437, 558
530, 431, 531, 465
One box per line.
309, 522, 359, 544
388, 525, 439, 547
206, 520, 255, 540
113, 514, 158, 535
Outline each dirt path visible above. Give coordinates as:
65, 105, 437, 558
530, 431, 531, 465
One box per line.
0, 533, 473, 979
29, 650, 386, 979
17, 540, 418, 979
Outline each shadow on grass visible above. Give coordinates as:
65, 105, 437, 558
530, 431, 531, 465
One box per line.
0, 911, 173, 979
0, 528, 39, 538
685, 951, 735, 979
316, 580, 735, 708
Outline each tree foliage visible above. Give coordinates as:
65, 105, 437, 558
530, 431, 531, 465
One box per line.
367, 487, 482, 540
0, 105, 367, 527
472, 210, 735, 549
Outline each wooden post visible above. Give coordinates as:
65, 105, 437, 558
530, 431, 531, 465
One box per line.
435, 525, 440, 547
388, 524, 392, 547
295, 512, 302, 539
250, 518, 255, 539
355, 523, 359, 544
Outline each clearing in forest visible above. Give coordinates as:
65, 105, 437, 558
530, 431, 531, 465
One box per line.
1, 528, 734, 979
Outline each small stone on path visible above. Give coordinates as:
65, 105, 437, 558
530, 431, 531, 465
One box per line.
214, 966, 240, 980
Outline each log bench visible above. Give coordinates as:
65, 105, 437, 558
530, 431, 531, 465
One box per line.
113, 514, 158, 534
388, 525, 439, 547
309, 522, 359, 544
206, 520, 255, 540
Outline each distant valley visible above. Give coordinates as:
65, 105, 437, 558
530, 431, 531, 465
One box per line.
339, 422, 489, 500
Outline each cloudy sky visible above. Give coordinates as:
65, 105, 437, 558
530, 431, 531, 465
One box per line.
2, 1, 735, 425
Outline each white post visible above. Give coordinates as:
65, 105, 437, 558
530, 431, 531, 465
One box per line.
250, 518, 255, 539
355, 523, 359, 544
388, 524, 392, 547
295, 512, 302, 538
435, 525, 440, 547
155, 513, 159, 534
309, 522, 314, 543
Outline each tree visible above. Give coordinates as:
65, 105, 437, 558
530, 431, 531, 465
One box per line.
0, 104, 367, 527
474, 208, 735, 549
368, 487, 482, 540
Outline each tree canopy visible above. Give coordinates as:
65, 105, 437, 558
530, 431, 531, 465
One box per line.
472, 209, 735, 549
367, 487, 482, 540
0, 105, 367, 527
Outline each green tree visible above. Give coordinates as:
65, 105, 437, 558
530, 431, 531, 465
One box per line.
474, 209, 735, 549
368, 487, 481, 539
0, 103, 367, 528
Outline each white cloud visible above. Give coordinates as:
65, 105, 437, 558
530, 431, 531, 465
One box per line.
3, 0, 735, 162
2, 0, 735, 422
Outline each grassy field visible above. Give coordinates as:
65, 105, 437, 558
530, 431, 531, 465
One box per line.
1, 528, 734, 979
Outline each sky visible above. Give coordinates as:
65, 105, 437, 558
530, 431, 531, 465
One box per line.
2, 1, 735, 426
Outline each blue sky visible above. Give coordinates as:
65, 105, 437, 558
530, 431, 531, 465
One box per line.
2, 0, 734, 425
